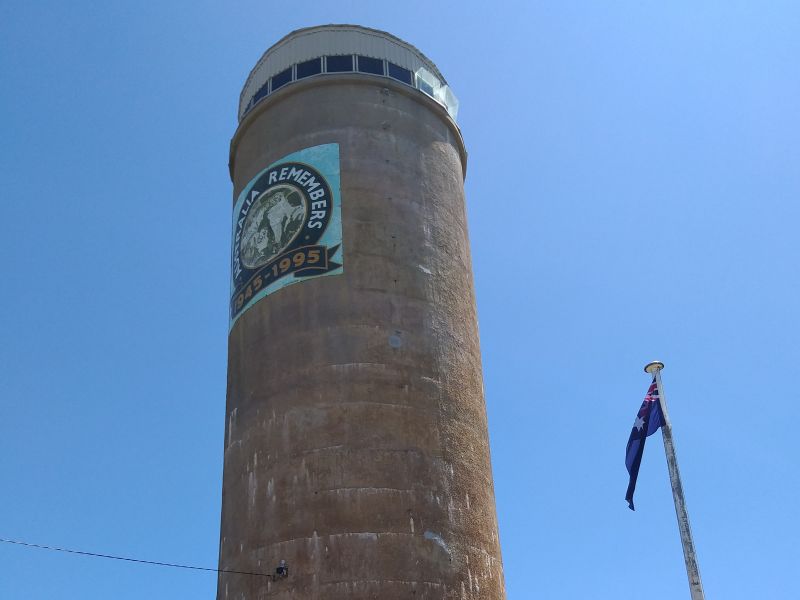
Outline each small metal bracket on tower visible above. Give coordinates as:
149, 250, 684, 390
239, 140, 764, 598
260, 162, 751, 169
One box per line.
274, 559, 288, 581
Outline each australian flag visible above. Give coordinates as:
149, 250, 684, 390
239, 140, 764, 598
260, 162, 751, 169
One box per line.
625, 379, 665, 510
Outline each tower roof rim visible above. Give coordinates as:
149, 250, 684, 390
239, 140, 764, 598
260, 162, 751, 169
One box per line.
239, 24, 449, 116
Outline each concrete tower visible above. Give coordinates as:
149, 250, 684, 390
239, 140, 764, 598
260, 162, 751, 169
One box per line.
219, 25, 505, 600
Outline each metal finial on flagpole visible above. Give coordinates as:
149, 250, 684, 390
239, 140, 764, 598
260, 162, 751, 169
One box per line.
644, 360, 664, 374
644, 361, 705, 600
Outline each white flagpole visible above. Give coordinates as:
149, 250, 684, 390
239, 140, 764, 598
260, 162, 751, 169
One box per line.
644, 361, 705, 600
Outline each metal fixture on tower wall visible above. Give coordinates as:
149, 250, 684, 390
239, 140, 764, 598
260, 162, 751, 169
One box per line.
218, 24, 505, 599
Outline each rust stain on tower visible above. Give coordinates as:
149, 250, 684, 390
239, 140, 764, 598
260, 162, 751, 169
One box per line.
218, 25, 506, 599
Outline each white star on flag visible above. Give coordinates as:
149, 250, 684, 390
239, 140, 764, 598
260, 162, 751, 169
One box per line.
634, 416, 645, 431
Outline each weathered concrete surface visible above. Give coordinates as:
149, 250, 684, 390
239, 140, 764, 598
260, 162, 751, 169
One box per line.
218, 75, 505, 600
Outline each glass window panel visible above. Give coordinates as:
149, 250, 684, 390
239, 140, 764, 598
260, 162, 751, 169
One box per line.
252, 82, 269, 104
387, 62, 413, 85
357, 55, 384, 75
325, 55, 353, 72
418, 79, 434, 96
271, 67, 292, 91
415, 67, 438, 97
297, 58, 322, 79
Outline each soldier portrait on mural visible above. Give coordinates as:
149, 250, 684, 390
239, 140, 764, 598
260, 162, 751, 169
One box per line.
239, 185, 306, 268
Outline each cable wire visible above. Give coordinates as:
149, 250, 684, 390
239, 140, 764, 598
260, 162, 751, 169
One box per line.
0, 537, 272, 578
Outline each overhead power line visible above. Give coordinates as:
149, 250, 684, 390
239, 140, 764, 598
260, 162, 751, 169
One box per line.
0, 537, 271, 579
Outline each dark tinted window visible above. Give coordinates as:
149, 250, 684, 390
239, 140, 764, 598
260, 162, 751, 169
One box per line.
326, 55, 353, 72
357, 55, 384, 75
418, 78, 434, 97
297, 58, 322, 79
387, 62, 413, 85
271, 67, 292, 91
252, 82, 269, 105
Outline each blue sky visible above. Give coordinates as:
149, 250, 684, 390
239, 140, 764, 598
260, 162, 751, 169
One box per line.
1, 2, 798, 598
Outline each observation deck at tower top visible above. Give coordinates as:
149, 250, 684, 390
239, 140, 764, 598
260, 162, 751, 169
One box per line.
238, 24, 460, 123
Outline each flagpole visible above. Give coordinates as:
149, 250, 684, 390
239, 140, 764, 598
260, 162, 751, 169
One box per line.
644, 361, 705, 600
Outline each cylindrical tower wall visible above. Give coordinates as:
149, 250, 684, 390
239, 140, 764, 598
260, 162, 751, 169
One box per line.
219, 26, 504, 600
